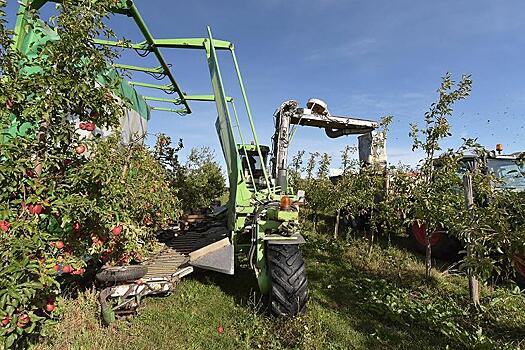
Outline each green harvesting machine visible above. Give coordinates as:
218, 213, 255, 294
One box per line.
13, 0, 310, 319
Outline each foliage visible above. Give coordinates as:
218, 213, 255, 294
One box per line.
291, 73, 525, 305
409, 72, 473, 276
171, 146, 226, 213
0, 1, 180, 347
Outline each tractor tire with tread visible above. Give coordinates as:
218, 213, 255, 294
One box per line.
267, 244, 308, 317
96, 265, 148, 283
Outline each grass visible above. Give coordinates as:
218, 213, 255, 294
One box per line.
32, 227, 525, 350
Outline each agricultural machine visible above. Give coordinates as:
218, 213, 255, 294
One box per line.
12, 1, 380, 323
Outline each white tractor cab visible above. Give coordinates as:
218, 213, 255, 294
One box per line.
409, 145, 525, 284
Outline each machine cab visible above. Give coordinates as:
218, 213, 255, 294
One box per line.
238, 144, 270, 190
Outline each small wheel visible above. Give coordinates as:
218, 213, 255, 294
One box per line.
408, 221, 462, 260
96, 265, 148, 283
267, 244, 308, 317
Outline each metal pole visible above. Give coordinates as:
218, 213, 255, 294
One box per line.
463, 174, 480, 307
230, 101, 258, 191
229, 47, 272, 193
127, 2, 191, 114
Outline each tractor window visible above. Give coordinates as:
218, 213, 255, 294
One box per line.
239, 150, 269, 188
487, 159, 525, 190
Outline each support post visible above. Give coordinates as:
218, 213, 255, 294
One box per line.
334, 209, 341, 239
463, 174, 480, 307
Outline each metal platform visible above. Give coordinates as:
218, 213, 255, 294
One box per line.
143, 225, 229, 279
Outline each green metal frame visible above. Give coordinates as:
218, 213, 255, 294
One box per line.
13, 0, 303, 294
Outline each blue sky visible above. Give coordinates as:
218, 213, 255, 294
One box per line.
6, 1, 525, 168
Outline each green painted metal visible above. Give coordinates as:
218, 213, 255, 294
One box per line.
230, 48, 272, 194
232, 104, 258, 190
205, 27, 243, 230
129, 81, 173, 91
146, 95, 234, 102
149, 106, 187, 114
125, 2, 190, 114
114, 64, 164, 74
186, 95, 233, 102
143, 96, 182, 104
93, 39, 149, 50
267, 207, 299, 222
154, 38, 232, 50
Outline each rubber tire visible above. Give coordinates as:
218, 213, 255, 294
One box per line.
407, 225, 463, 261
515, 273, 525, 290
96, 265, 148, 283
513, 256, 525, 290
267, 244, 308, 317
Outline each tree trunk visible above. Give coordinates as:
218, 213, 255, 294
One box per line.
334, 209, 340, 239
425, 230, 432, 278
368, 228, 375, 256
463, 174, 480, 306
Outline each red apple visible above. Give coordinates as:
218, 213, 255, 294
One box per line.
55, 241, 64, 249
111, 226, 122, 236
217, 325, 224, 334
79, 122, 86, 130
28, 204, 43, 215
45, 302, 55, 312
0, 220, 9, 233
17, 314, 29, 328
72, 268, 85, 275
1, 316, 10, 326
85, 122, 96, 131
75, 145, 86, 155
72, 222, 80, 232
53, 264, 60, 271
62, 265, 73, 274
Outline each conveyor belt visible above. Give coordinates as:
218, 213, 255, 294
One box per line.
143, 226, 229, 279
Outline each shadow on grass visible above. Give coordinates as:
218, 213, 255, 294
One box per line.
303, 245, 452, 349
304, 233, 525, 348
189, 263, 263, 309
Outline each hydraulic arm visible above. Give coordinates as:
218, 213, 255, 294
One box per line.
270, 98, 380, 191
